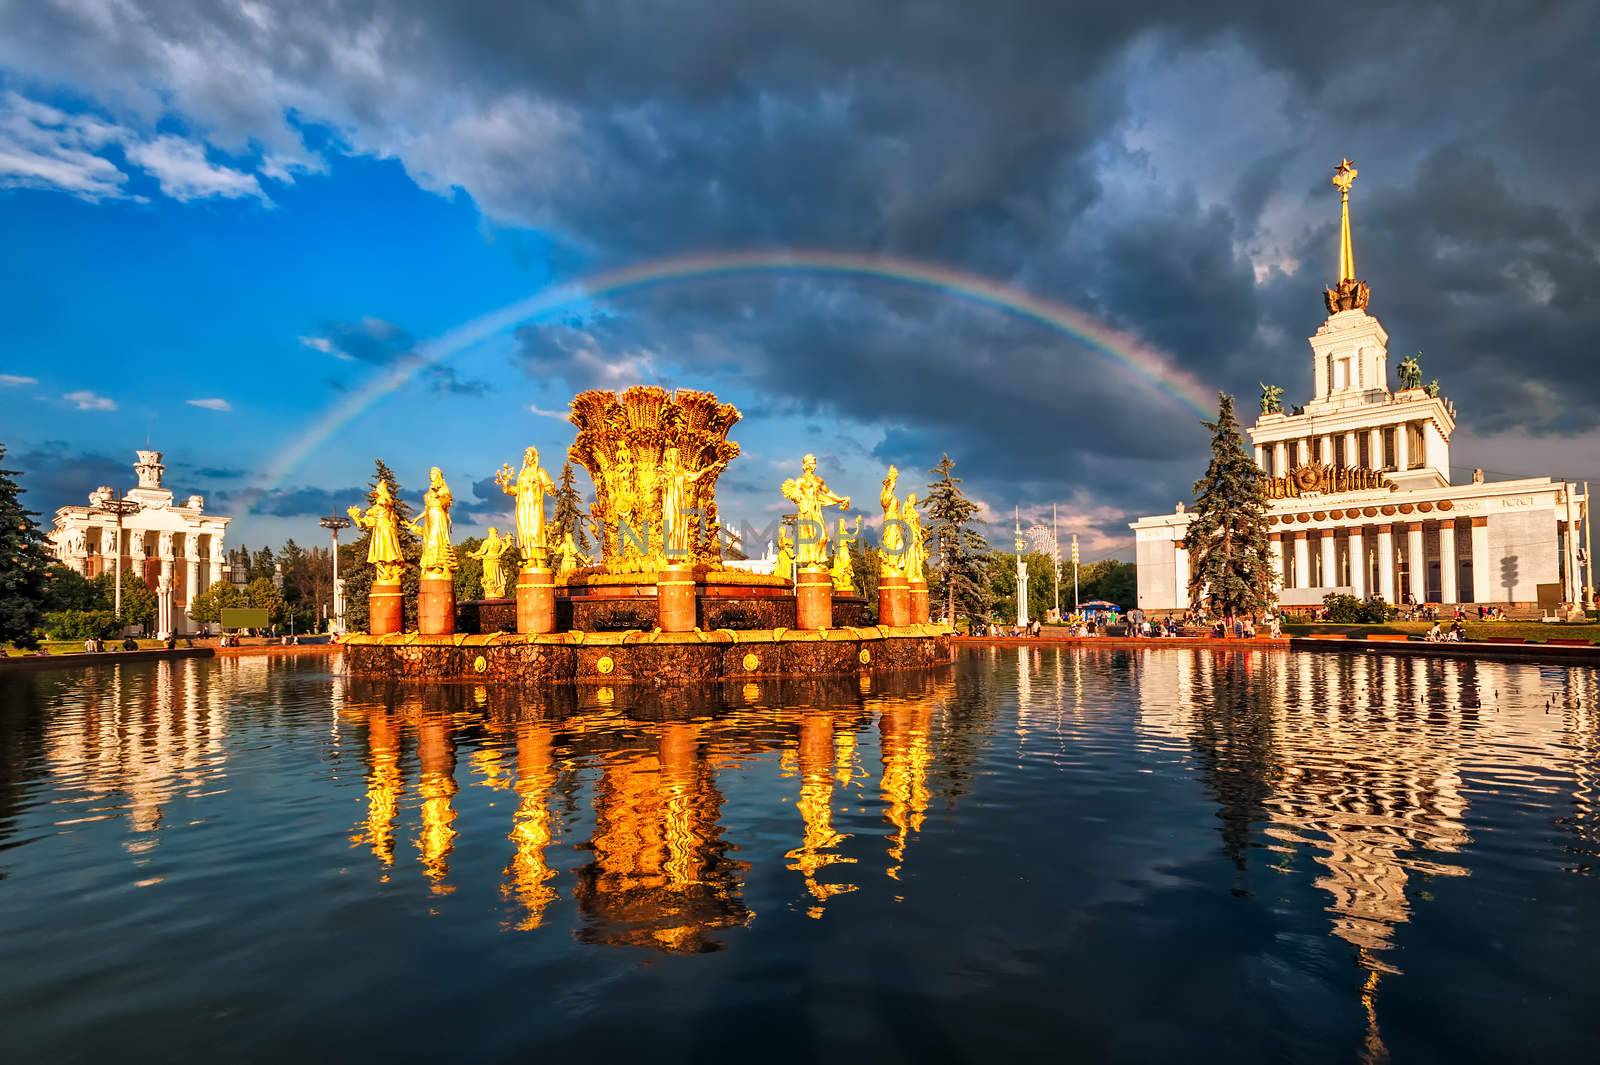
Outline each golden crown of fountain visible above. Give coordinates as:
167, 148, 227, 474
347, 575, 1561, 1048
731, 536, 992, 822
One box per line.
567, 386, 742, 572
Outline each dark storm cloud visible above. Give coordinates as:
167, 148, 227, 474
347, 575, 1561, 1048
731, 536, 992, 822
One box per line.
7, 441, 130, 513
5, 0, 1598, 541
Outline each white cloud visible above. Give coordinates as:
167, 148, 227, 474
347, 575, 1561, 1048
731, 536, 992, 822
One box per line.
123, 135, 267, 203
0, 91, 131, 200
0, 373, 39, 386
299, 335, 351, 360
186, 397, 233, 411
63, 390, 116, 411
528, 403, 569, 420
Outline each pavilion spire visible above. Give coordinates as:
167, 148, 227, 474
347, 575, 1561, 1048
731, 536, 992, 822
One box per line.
1323, 157, 1371, 314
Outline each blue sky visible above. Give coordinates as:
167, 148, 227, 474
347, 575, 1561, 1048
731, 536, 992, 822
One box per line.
4, 2, 1599, 556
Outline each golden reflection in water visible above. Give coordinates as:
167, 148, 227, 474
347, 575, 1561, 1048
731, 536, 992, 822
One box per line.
351, 708, 403, 870
495, 723, 560, 930
879, 693, 934, 880
575, 720, 751, 953
785, 710, 858, 918
416, 715, 459, 895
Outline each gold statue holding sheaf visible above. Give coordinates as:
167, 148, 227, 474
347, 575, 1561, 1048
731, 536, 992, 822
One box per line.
782, 453, 850, 570
879, 466, 903, 576
902, 492, 925, 582
468, 526, 514, 599
774, 526, 795, 581
497, 447, 555, 571
409, 466, 457, 578
661, 445, 726, 562
348, 480, 406, 583
830, 515, 862, 592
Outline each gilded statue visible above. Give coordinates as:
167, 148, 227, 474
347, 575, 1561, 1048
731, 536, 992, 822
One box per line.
879, 466, 904, 576
1263, 462, 1393, 498
497, 447, 556, 570
661, 446, 725, 562
467, 527, 513, 599
781, 454, 850, 569
830, 515, 862, 592
555, 530, 590, 577
348, 480, 406, 583
408, 466, 456, 578
902, 492, 925, 582
1259, 382, 1284, 415
774, 526, 795, 580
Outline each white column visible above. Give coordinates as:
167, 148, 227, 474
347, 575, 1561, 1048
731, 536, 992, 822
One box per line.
158, 558, 174, 637
1319, 530, 1337, 589
1254, 444, 1266, 471
1395, 423, 1410, 472
1369, 427, 1384, 471
208, 534, 225, 587
1318, 435, 1334, 465
1470, 518, 1490, 603
1297, 439, 1311, 465
1407, 522, 1426, 604
1438, 520, 1458, 604
1348, 528, 1366, 597
1344, 431, 1359, 469
185, 558, 201, 623
1378, 525, 1396, 602
1269, 535, 1285, 590
1274, 442, 1289, 473
1293, 533, 1311, 590
1174, 540, 1190, 609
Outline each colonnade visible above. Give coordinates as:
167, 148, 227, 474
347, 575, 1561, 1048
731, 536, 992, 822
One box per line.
1254, 422, 1428, 477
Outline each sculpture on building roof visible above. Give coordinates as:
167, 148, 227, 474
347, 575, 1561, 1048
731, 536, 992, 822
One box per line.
1397, 353, 1424, 391
1259, 382, 1285, 415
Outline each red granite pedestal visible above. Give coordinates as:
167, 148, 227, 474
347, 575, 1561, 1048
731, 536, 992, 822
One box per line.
909, 579, 930, 624
418, 576, 456, 636
878, 572, 910, 627
657, 563, 697, 632
796, 566, 834, 630
516, 567, 555, 634
369, 580, 403, 636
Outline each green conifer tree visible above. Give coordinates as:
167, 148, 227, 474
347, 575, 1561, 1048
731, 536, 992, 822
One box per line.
1186, 393, 1276, 620
0, 443, 53, 648
924, 454, 992, 625
550, 461, 588, 551
340, 459, 422, 630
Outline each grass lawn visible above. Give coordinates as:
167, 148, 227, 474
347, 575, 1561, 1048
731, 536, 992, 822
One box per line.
1285, 621, 1600, 643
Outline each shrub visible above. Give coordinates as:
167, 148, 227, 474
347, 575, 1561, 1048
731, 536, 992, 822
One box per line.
43, 610, 122, 641
1321, 593, 1394, 624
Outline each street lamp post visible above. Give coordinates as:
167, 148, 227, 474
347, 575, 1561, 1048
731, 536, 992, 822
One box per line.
319, 515, 352, 634
1071, 534, 1080, 613
94, 493, 142, 623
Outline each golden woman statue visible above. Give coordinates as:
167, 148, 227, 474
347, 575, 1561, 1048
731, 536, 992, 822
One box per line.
347, 480, 406, 583
409, 466, 456, 578
782, 453, 850, 569
902, 492, 925, 582
497, 447, 555, 570
774, 525, 796, 581
661, 446, 725, 562
467, 526, 513, 599
555, 529, 590, 577
830, 515, 862, 592
879, 466, 903, 576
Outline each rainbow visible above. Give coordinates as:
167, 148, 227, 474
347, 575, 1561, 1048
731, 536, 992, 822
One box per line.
247, 250, 1214, 511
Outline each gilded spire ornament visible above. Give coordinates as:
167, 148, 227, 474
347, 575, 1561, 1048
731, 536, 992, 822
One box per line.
1323, 157, 1372, 314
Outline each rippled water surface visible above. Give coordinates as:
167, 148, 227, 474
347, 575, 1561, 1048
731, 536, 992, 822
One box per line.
3, 648, 1599, 1063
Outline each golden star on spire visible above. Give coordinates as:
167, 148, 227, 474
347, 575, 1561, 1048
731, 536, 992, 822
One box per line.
1332, 157, 1358, 195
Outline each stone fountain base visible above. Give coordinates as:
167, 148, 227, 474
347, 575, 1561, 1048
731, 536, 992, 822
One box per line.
341, 624, 954, 686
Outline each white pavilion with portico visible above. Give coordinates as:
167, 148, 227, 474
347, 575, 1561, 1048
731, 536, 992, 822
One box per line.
1132, 160, 1588, 616
48, 450, 232, 636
